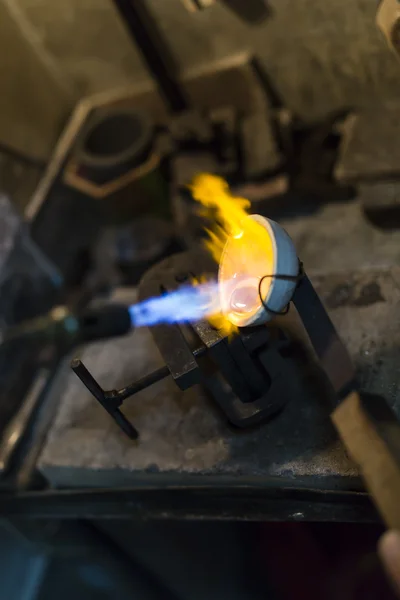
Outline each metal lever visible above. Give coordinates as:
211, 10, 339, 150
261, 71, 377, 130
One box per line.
71, 358, 172, 439
71, 358, 139, 440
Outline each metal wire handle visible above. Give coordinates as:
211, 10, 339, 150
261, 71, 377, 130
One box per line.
258, 262, 304, 316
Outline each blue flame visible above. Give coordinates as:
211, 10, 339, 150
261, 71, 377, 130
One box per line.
129, 281, 221, 327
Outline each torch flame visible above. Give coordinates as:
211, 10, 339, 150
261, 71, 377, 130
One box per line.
127, 174, 273, 337
190, 174, 274, 335
190, 174, 251, 263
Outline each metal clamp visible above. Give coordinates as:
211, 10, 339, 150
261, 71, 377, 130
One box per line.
138, 249, 295, 428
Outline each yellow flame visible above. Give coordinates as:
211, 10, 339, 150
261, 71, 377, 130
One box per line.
191, 174, 251, 263
190, 173, 274, 336
207, 311, 237, 337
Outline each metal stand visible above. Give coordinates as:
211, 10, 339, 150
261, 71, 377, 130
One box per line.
72, 249, 296, 437
71, 248, 356, 439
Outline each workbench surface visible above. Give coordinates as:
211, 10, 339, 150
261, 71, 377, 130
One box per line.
22, 200, 400, 521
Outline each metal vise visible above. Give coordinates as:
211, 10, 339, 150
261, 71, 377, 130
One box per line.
138, 248, 296, 428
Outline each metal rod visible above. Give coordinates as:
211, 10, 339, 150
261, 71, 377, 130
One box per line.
112, 411, 139, 440
71, 358, 106, 403
113, 365, 170, 401
113, 0, 190, 113
107, 344, 208, 402
292, 274, 356, 401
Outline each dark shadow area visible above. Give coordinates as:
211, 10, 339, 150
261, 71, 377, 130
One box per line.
0, 518, 396, 600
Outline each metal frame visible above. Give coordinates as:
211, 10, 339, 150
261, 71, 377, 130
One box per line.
0, 474, 377, 521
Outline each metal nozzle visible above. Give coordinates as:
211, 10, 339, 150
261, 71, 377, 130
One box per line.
0, 303, 133, 349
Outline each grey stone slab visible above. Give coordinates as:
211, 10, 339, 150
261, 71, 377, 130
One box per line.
38, 198, 400, 489
39, 305, 231, 487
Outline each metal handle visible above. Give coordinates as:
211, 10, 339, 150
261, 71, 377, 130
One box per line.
71, 358, 139, 440
71, 358, 171, 439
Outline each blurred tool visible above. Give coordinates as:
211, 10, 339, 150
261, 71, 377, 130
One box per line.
377, 0, 400, 57
1, 303, 133, 350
